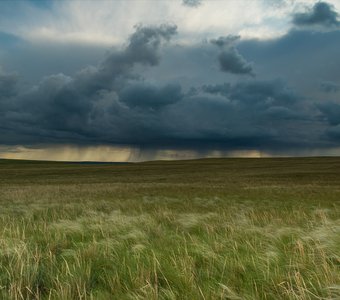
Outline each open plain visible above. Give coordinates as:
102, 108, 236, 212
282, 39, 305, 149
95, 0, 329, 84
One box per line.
0, 158, 339, 299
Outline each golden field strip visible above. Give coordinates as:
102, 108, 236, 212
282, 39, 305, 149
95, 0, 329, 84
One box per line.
0, 157, 339, 299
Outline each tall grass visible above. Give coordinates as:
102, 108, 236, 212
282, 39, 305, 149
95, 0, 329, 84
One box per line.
0, 158, 339, 299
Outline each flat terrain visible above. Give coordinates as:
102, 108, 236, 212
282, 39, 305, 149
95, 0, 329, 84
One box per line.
0, 157, 339, 299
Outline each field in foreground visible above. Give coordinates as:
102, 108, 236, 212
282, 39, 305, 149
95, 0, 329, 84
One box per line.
0, 157, 339, 299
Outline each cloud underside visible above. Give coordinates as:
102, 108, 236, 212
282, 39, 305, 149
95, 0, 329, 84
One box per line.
293, 2, 340, 28
1, 2, 340, 156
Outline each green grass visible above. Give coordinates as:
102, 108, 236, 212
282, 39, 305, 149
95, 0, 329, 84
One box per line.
0, 157, 339, 299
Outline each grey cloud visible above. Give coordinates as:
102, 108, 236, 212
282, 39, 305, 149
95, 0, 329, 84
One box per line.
0, 68, 18, 128
211, 36, 240, 48
161, 80, 310, 150
318, 102, 340, 126
237, 29, 340, 100
0, 68, 314, 152
293, 2, 340, 28
182, 0, 202, 7
203, 80, 297, 107
218, 50, 254, 76
125, 24, 178, 66
0, 68, 18, 99
211, 35, 254, 76
313, 100, 340, 145
202, 83, 231, 97
326, 124, 340, 140
320, 81, 340, 93
119, 83, 182, 109
264, 106, 302, 120
201, 80, 304, 124
227, 80, 297, 105
78, 24, 177, 93
0, 24, 178, 143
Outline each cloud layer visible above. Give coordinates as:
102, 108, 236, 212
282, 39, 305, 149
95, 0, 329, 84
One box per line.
1, 1, 340, 160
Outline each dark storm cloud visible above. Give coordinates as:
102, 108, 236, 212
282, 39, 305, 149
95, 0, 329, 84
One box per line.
0, 24, 179, 144
157, 79, 313, 151
234, 27, 340, 149
202, 83, 231, 97
182, 0, 202, 8
0, 63, 311, 151
211, 36, 254, 76
326, 125, 340, 140
0, 41, 107, 84
1, 22, 340, 153
0, 68, 18, 99
227, 80, 297, 105
119, 83, 182, 109
292, 2, 340, 28
318, 102, 340, 142
124, 24, 178, 66
202, 80, 304, 119
211, 36, 240, 48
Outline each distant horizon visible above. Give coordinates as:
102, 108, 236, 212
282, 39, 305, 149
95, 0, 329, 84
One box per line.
2, 153, 340, 164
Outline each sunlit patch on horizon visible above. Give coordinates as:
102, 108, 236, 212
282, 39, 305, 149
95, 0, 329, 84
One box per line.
0, 145, 273, 162
2, 145, 340, 162
0, 145, 135, 162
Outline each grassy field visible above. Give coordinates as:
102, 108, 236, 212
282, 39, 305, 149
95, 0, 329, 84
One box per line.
0, 157, 339, 299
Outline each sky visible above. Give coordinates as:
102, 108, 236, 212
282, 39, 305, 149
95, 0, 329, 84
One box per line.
1, 0, 340, 161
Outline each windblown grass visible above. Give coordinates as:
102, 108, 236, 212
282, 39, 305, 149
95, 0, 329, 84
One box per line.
0, 158, 339, 299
